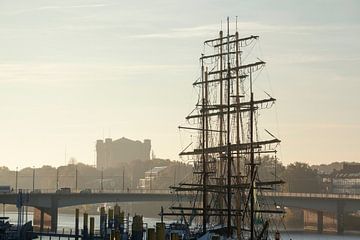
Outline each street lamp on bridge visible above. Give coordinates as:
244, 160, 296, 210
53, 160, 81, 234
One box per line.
32, 166, 35, 192
15, 167, 18, 193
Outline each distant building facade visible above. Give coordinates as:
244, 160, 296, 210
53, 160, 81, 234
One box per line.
138, 166, 167, 189
321, 163, 360, 194
96, 137, 151, 169
331, 163, 360, 194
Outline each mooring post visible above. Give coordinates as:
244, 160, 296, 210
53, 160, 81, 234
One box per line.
90, 217, 95, 240
83, 212, 89, 240
75, 208, 79, 240
100, 206, 106, 237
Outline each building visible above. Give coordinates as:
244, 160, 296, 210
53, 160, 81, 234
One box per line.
138, 166, 167, 190
321, 163, 360, 194
331, 163, 360, 194
96, 137, 151, 169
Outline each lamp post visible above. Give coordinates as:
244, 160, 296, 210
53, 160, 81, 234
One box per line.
149, 168, 152, 191
32, 166, 35, 192
56, 168, 59, 190
122, 167, 125, 191
274, 155, 277, 192
15, 167, 18, 193
100, 167, 103, 192
75, 165, 78, 192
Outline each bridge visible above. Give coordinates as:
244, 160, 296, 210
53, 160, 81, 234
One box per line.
0, 189, 175, 232
0, 190, 359, 234
261, 192, 360, 234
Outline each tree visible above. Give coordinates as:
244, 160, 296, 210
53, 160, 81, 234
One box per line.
283, 162, 320, 193
257, 155, 285, 182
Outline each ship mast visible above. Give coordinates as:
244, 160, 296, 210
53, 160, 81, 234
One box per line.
226, 17, 232, 238
201, 60, 208, 233
218, 29, 224, 226
168, 18, 285, 239
249, 69, 255, 240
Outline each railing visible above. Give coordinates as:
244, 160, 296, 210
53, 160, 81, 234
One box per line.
2, 189, 360, 200
263, 191, 360, 200
0, 188, 173, 194
89, 189, 172, 194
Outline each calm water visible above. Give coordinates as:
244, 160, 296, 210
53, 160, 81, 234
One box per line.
3, 212, 359, 240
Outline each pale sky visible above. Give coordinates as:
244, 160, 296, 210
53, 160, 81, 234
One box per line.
0, 0, 359, 169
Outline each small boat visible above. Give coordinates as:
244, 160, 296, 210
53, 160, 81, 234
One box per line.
0, 217, 36, 240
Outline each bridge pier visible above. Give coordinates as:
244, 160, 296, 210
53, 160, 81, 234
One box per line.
50, 197, 59, 232
40, 208, 45, 232
336, 201, 345, 234
317, 211, 323, 233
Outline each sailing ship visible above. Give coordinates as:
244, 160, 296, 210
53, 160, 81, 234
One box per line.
162, 18, 285, 240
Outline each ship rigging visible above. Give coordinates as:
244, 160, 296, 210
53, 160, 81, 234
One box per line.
164, 17, 284, 240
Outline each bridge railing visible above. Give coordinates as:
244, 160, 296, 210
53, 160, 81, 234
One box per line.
2, 188, 172, 194
89, 189, 172, 194
4, 189, 360, 199
263, 191, 360, 200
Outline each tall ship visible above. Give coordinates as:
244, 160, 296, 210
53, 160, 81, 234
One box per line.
163, 18, 285, 240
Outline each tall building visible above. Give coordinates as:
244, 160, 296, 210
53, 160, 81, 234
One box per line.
96, 137, 151, 169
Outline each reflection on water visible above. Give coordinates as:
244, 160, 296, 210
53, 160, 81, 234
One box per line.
3, 212, 359, 239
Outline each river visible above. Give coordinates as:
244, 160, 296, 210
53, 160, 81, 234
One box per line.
3, 212, 359, 240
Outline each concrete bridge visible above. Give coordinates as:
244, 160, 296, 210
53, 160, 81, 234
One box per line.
0, 190, 175, 208
261, 192, 360, 234
262, 192, 360, 213
0, 190, 359, 234
0, 189, 175, 232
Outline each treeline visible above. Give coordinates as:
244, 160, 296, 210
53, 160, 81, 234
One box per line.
0, 158, 192, 191
257, 157, 360, 193
257, 156, 327, 193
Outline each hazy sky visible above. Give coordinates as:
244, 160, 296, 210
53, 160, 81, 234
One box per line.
0, 0, 359, 169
